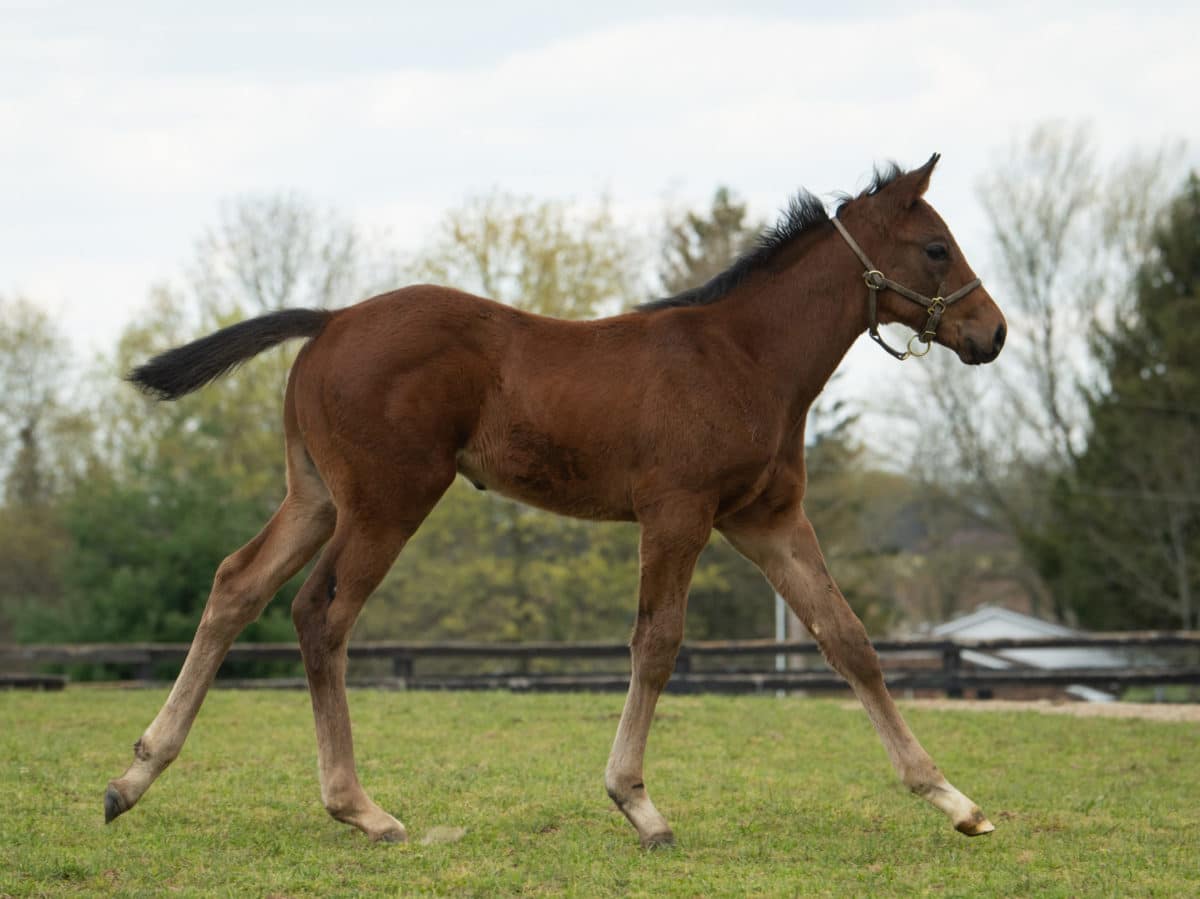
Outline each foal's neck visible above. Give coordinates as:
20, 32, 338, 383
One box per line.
713, 225, 869, 415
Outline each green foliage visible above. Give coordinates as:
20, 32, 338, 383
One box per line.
354, 194, 648, 645
3, 691, 1199, 896
804, 396, 908, 632
655, 189, 908, 632
659, 187, 762, 295
907, 123, 1190, 629
361, 189, 781, 646
13, 461, 300, 678
646, 188, 776, 637
0, 174, 1047, 665
0, 297, 93, 640
1050, 173, 1200, 629
1, 195, 378, 660
0, 296, 100, 505
361, 480, 642, 643
411, 191, 641, 317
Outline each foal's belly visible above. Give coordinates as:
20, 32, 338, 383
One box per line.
455, 438, 636, 522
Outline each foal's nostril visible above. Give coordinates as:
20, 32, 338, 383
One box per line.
993, 323, 1007, 354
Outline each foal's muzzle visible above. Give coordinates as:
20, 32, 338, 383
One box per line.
963, 322, 1007, 365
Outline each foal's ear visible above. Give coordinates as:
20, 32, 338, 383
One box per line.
891, 153, 940, 208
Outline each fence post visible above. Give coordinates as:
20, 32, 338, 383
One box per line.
674, 649, 692, 675
942, 644, 963, 699
392, 654, 414, 679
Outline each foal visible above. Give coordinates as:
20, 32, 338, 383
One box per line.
107, 155, 1005, 846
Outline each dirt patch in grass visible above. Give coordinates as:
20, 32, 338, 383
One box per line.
893, 699, 1200, 722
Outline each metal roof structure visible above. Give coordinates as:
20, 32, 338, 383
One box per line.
931, 606, 1129, 701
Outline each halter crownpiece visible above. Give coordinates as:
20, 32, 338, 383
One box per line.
830, 217, 982, 361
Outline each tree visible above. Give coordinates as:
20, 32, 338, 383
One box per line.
643, 188, 778, 638
361, 190, 781, 647
896, 122, 1185, 624
115, 194, 388, 503
355, 192, 649, 647
9, 195, 383, 660
13, 458, 300, 678
0, 297, 94, 640
659, 187, 761, 295
802, 397, 913, 633
657, 189, 918, 634
0, 296, 87, 503
411, 191, 641, 317
192, 192, 380, 317
1052, 173, 1200, 629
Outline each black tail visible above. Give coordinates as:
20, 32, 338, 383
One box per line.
127, 308, 332, 400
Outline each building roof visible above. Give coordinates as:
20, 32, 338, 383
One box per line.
932, 605, 1130, 702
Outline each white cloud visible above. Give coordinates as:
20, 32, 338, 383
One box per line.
2, 5, 1197, 371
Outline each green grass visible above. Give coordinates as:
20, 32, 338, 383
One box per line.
1, 690, 1197, 897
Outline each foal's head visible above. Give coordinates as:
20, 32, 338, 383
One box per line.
841, 154, 1007, 365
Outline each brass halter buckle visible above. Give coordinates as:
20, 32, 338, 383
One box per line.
907, 297, 946, 357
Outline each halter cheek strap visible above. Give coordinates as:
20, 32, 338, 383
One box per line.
831, 217, 982, 361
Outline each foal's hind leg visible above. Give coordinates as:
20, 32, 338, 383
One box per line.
290, 460, 455, 842
104, 463, 335, 822
722, 510, 993, 836
605, 504, 712, 848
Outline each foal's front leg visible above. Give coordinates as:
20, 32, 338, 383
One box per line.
605, 509, 711, 848
723, 512, 994, 836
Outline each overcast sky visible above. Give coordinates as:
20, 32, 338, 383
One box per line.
3, 1, 1198, 418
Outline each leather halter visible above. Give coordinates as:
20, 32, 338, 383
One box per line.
831, 217, 982, 361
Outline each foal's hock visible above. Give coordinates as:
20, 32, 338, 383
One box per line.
107, 155, 1006, 847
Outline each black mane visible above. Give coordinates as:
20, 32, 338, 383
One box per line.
638, 162, 904, 313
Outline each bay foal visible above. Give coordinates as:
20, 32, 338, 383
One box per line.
107, 155, 1005, 846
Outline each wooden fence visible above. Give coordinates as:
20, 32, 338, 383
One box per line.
3, 632, 1199, 696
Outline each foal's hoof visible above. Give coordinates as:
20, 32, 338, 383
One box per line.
104, 784, 130, 824
640, 830, 675, 850
371, 826, 408, 844
954, 808, 995, 837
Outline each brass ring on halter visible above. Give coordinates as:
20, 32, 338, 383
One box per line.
907, 333, 933, 357
863, 270, 886, 290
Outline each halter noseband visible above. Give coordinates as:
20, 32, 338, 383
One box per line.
831, 217, 982, 361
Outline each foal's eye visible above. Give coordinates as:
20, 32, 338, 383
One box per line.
925, 243, 949, 262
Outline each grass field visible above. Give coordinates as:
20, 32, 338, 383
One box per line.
2, 689, 1197, 897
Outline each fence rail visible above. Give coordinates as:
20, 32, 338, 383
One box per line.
3, 632, 1199, 695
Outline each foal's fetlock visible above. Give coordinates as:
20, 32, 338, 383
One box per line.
104, 737, 174, 823
606, 774, 674, 848
605, 780, 632, 809
604, 768, 647, 805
